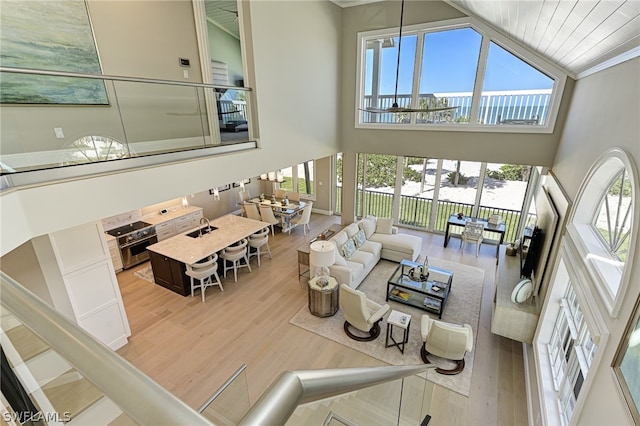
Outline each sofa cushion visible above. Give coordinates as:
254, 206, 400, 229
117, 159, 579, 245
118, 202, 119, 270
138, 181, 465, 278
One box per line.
369, 233, 419, 255
353, 229, 367, 248
341, 239, 357, 259
333, 249, 347, 266
332, 231, 349, 248
349, 249, 375, 267
359, 217, 377, 239
376, 217, 394, 234
345, 223, 360, 238
359, 240, 382, 258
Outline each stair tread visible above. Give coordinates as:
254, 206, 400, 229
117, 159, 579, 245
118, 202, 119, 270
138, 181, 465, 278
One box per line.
4, 324, 50, 361
41, 372, 104, 422
107, 413, 139, 426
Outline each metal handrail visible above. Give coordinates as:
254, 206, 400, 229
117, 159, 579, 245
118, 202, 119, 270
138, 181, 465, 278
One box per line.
198, 364, 247, 413
239, 364, 434, 425
0, 66, 251, 91
0, 271, 211, 425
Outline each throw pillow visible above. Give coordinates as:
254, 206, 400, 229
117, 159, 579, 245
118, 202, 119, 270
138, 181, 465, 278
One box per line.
376, 217, 394, 235
511, 279, 533, 304
332, 231, 349, 249
345, 223, 360, 238
353, 229, 367, 248
341, 239, 357, 259
359, 217, 376, 239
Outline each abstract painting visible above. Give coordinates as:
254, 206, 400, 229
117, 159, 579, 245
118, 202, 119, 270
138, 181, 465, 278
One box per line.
0, 0, 108, 104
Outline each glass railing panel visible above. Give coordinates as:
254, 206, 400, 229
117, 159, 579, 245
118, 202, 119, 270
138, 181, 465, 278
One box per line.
199, 364, 250, 425
0, 68, 256, 177
216, 88, 251, 145
285, 378, 403, 425
112, 81, 209, 154
1, 310, 140, 425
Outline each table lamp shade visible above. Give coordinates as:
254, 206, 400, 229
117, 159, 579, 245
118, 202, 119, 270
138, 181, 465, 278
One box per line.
310, 241, 336, 267
310, 241, 335, 287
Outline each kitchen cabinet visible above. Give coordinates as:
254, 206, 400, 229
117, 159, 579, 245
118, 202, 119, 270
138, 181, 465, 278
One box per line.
155, 220, 176, 241
148, 251, 190, 296
174, 210, 203, 234
107, 237, 123, 272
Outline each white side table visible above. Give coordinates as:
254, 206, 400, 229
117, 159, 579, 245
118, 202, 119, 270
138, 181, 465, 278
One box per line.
308, 276, 339, 317
385, 310, 411, 354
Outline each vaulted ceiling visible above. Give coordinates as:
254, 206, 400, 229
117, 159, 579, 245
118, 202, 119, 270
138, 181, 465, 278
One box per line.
206, 1, 639, 77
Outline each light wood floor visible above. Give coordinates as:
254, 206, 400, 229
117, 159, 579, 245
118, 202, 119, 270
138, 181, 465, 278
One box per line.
116, 214, 527, 425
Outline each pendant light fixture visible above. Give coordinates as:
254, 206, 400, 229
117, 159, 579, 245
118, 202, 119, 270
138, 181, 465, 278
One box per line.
363, 0, 459, 115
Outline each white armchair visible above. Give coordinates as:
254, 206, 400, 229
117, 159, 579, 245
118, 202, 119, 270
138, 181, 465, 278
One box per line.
339, 284, 390, 341
420, 315, 473, 375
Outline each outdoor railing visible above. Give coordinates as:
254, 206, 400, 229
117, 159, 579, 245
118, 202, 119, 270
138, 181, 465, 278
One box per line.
342, 186, 523, 243
363, 89, 551, 126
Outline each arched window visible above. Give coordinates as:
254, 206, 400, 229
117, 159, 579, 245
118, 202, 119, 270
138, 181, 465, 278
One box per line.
567, 148, 638, 317
64, 135, 130, 166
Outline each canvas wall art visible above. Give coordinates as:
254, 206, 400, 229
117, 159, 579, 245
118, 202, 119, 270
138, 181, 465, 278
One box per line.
0, 0, 108, 104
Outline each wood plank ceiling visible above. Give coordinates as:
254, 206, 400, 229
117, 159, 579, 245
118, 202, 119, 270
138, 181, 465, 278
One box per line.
332, 0, 640, 77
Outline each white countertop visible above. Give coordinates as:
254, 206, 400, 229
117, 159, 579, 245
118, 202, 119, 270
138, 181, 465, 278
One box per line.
143, 206, 202, 225
146, 214, 269, 265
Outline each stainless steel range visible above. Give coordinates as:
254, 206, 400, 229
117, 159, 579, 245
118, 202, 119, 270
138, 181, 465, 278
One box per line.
106, 221, 157, 269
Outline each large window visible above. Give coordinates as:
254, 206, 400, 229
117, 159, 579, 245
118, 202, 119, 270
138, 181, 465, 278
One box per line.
278, 160, 315, 198
566, 148, 637, 317
548, 284, 597, 425
357, 18, 566, 131
348, 153, 531, 243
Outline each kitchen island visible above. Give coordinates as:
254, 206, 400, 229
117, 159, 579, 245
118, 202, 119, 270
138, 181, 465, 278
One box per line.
146, 214, 268, 296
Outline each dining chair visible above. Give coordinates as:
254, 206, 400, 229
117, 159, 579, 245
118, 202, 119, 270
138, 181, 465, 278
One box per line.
185, 254, 223, 302
244, 203, 262, 221
288, 191, 300, 202
220, 239, 252, 282
275, 189, 286, 199
259, 204, 280, 236
248, 227, 272, 267
461, 220, 484, 257
289, 201, 312, 235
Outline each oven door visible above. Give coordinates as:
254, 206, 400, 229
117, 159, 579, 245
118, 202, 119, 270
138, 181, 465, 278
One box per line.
120, 235, 158, 269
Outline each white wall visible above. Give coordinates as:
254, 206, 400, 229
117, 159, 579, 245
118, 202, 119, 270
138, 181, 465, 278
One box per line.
339, 0, 572, 167
544, 57, 640, 425
0, 0, 342, 255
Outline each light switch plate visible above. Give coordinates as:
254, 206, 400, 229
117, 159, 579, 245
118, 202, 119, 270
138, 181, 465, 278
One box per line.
54, 127, 64, 138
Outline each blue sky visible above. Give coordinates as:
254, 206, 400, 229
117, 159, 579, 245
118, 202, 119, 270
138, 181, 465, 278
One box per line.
366, 28, 553, 95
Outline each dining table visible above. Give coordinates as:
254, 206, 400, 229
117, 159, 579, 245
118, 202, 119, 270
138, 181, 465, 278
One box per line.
248, 197, 306, 233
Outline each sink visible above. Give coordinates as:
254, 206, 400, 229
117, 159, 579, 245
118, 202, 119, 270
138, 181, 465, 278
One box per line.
185, 226, 218, 238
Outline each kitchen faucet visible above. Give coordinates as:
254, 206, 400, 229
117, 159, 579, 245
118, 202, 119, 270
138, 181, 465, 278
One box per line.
199, 217, 211, 237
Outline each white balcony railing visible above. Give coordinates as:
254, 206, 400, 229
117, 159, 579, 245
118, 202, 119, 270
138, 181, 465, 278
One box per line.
363, 89, 552, 125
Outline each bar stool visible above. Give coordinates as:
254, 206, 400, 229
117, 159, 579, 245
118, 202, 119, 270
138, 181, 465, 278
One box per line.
248, 227, 272, 267
185, 254, 223, 302
220, 239, 252, 282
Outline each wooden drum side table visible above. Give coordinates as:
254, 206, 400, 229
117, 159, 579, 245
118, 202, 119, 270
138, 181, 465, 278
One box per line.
308, 276, 339, 317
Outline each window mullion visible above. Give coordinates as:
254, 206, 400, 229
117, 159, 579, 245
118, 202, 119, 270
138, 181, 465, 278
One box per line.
469, 35, 490, 125
409, 31, 425, 124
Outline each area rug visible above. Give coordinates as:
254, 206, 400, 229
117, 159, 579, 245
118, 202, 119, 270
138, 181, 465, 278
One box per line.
289, 258, 485, 397
133, 265, 154, 283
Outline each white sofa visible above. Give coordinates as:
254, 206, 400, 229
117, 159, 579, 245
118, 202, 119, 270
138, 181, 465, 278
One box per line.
315, 216, 422, 289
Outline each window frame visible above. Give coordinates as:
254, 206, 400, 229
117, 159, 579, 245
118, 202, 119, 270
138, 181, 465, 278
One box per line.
566, 148, 638, 318
278, 160, 317, 201
354, 17, 567, 134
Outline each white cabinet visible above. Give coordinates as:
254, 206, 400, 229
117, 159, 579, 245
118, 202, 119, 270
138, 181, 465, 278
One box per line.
173, 209, 203, 234
155, 220, 176, 241
32, 222, 131, 350
107, 238, 123, 272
